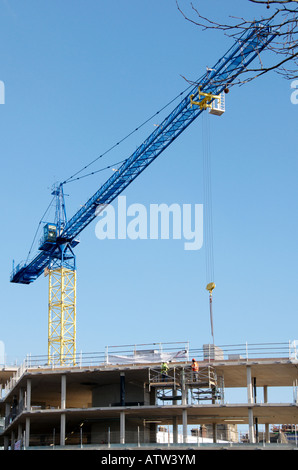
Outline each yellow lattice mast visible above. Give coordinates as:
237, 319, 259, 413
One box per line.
48, 264, 76, 366
40, 185, 78, 366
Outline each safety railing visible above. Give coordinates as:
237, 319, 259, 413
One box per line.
6, 427, 298, 450
190, 341, 298, 362
148, 365, 217, 388
2, 341, 297, 397
148, 366, 180, 389
184, 366, 217, 386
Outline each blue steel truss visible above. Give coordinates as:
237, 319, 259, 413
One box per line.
10, 22, 276, 285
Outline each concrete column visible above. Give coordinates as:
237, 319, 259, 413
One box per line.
60, 375, 67, 446
212, 423, 217, 443
60, 413, 66, 446
61, 374, 66, 409
4, 403, 10, 448
263, 385, 268, 403
11, 430, 15, 450
18, 423, 22, 441
173, 385, 178, 444
182, 409, 188, 443
248, 408, 255, 443
120, 373, 125, 406
26, 378, 31, 411
19, 387, 24, 413
120, 411, 125, 444
212, 383, 217, 443
246, 366, 253, 404
263, 386, 270, 443
265, 423, 270, 444
4, 436, 9, 450
253, 377, 257, 402
173, 417, 178, 444
5, 402, 10, 421
246, 366, 255, 443
253, 378, 259, 442
181, 368, 188, 405
25, 417, 30, 448
150, 387, 157, 405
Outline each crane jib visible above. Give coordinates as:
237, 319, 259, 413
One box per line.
10, 22, 276, 285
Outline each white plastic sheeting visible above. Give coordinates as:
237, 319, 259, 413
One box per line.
107, 349, 188, 365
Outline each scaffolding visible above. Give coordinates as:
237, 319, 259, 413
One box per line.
148, 364, 224, 404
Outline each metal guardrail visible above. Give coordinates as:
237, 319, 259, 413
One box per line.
21, 340, 298, 367
2, 341, 297, 397
190, 341, 298, 362
6, 428, 298, 450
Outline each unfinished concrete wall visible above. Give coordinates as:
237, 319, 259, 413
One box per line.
92, 382, 146, 407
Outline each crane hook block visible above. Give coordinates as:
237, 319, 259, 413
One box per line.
206, 282, 216, 294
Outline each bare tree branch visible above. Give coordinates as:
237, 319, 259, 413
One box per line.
176, 0, 298, 86
249, 0, 297, 5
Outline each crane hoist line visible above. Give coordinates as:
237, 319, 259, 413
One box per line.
10, 22, 277, 365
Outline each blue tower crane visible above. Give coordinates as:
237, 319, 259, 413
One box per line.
10, 22, 276, 365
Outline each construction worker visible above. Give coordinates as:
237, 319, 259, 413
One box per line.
191, 358, 199, 382
161, 362, 169, 381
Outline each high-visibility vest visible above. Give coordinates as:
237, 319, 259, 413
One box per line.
161, 363, 168, 372
192, 361, 199, 372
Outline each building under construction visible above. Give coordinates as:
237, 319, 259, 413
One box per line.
3, 20, 296, 452
1, 341, 298, 449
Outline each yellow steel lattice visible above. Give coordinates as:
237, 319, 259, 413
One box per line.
48, 267, 76, 366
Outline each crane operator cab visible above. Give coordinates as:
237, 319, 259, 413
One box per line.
39, 223, 57, 251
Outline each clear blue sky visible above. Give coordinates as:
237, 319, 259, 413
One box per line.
0, 0, 297, 363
